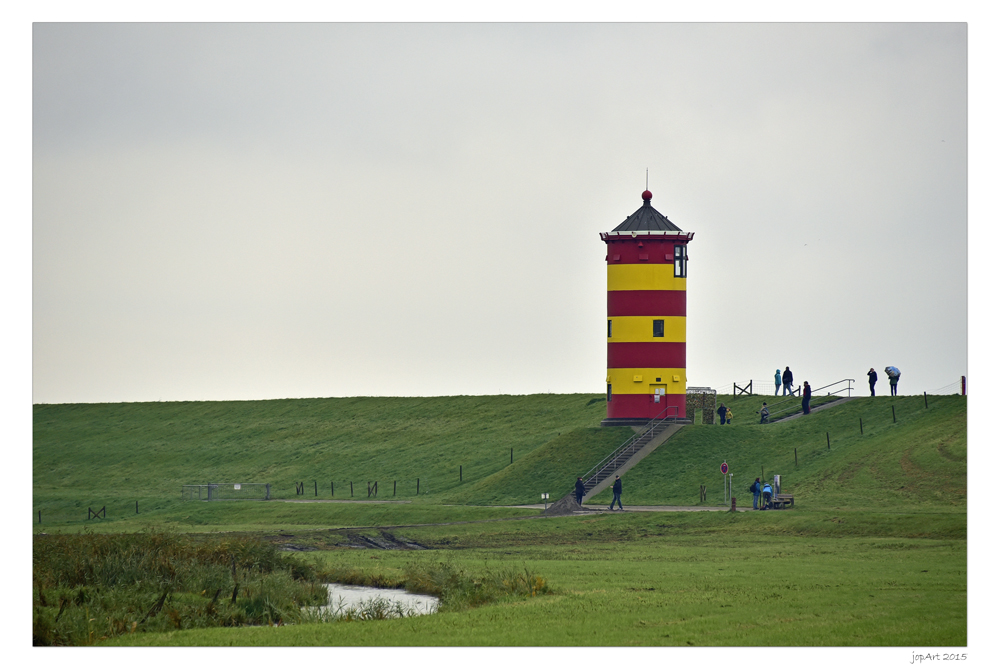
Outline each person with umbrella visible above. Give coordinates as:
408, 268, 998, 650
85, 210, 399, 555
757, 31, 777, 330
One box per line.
885, 366, 901, 397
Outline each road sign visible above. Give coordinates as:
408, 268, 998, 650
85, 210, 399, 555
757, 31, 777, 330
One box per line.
720, 462, 729, 475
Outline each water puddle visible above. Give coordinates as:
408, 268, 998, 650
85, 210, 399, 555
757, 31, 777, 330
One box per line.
308, 583, 439, 619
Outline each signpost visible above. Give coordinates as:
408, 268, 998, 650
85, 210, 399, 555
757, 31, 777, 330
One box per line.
721, 461, 729, 504
541, 493, 549, 511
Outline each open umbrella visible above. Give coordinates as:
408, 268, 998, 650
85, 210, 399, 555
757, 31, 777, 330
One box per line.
885, 366, 900, 379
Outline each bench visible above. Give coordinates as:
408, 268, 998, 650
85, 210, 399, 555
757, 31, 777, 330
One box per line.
772, 494, 795, 509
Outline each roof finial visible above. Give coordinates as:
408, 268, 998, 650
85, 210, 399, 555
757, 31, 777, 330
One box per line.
646, 169, 648, 191
641, 169, 652, 204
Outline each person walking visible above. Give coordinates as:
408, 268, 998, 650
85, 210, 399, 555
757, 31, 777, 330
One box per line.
774, 369, 781, 396
717, 403, 727, 425
725, 406, 733, 424
782, 367, 795, 396
575, 477, 585, 505
802, 381, 812, 415
759, 402, 769, 424
868, 368, 878, 396
751, 477, 761, 509
608, 475, 623, 511
886, 366, 900, 396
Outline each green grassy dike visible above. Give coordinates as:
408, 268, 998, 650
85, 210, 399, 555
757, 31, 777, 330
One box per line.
34, 392, 966, 646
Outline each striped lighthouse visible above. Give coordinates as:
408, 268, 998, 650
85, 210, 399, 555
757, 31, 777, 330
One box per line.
600, 189, 694, 426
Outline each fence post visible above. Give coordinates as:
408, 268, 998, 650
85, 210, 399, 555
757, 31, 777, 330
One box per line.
961, 376, 966, 396
750, 380, 753, 395
394, 481, 396, 496
331, 481, 334, 496
511, 448, 513, 464
350, 481, 353, 497
266, 484, 271, 500
827, 432, 830, 450
417, 478, 420, 495
925, 391, 929, 408
892, 406, 896, 423
860, 418, 864, 435
136, 501, 139, 514
314, 481, 318, 496
38, 511, 41, 524
460, 465, 463, 482
794, 448, 798, 467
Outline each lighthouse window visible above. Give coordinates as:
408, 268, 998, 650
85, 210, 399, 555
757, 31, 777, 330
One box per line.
608, 320, 612, 338
653, 320, 664, 337
607, 384, 612, 402
674, 245, 687, 277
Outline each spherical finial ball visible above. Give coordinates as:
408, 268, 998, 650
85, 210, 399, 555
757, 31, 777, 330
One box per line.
641, 190, 652, 201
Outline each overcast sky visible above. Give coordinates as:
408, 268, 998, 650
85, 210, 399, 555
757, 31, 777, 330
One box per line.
31, 22, 969, 404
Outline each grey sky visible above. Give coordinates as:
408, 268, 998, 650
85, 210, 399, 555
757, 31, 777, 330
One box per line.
32, 23, 968, 404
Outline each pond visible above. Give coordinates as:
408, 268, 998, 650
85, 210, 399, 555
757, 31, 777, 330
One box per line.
309, 583, 439, 619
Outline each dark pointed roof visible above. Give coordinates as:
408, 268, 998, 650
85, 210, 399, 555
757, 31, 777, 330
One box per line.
611, 191, 683, 232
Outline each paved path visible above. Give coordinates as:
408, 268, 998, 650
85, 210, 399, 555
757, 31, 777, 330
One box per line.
279, 499, 411, 504
501, 504, 748, 513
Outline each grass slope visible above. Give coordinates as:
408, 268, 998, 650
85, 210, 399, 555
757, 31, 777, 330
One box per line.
586, 394, 966, 510
33, 394, 605, 529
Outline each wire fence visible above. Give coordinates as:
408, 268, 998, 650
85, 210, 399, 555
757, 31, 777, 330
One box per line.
182, 483, 271, 501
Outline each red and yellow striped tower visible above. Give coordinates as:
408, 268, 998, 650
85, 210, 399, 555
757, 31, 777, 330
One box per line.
600, 189, 694, 426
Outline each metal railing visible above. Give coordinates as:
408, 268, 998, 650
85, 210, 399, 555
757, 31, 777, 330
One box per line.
579, 405, 681, 493
758, 378, 855, 423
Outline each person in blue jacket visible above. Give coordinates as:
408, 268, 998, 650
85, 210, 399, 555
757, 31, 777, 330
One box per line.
751, 478, 761, 509
774, 369, 781, 396
761, 481, 773, 509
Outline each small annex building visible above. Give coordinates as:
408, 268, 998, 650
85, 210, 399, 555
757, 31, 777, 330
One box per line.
601, 190, 694, 427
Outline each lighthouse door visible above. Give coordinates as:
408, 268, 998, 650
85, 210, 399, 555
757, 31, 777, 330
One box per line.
650, 385, 667, 404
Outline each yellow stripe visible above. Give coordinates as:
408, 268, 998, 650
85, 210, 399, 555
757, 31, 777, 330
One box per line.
608, 316, 686, 343
607, 368, 687, 394
608, 264, 687, 291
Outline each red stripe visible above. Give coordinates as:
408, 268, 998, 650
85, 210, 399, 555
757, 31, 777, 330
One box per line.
607, 393, 686, 419
608, 290, 686, 317
607, 342, 686, 369
605, 239, 684, 264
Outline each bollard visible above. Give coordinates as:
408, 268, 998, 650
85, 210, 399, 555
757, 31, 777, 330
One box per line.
730, 497, 737, 512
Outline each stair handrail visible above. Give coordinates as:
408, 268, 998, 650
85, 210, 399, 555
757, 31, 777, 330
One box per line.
760, 378, 855, 422
580, 405, 679, 488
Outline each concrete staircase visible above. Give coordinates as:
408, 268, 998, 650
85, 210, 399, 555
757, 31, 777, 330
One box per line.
543, 417, 685, 515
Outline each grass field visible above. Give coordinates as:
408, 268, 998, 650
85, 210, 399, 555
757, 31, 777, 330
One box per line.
33, 391, 967, 647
